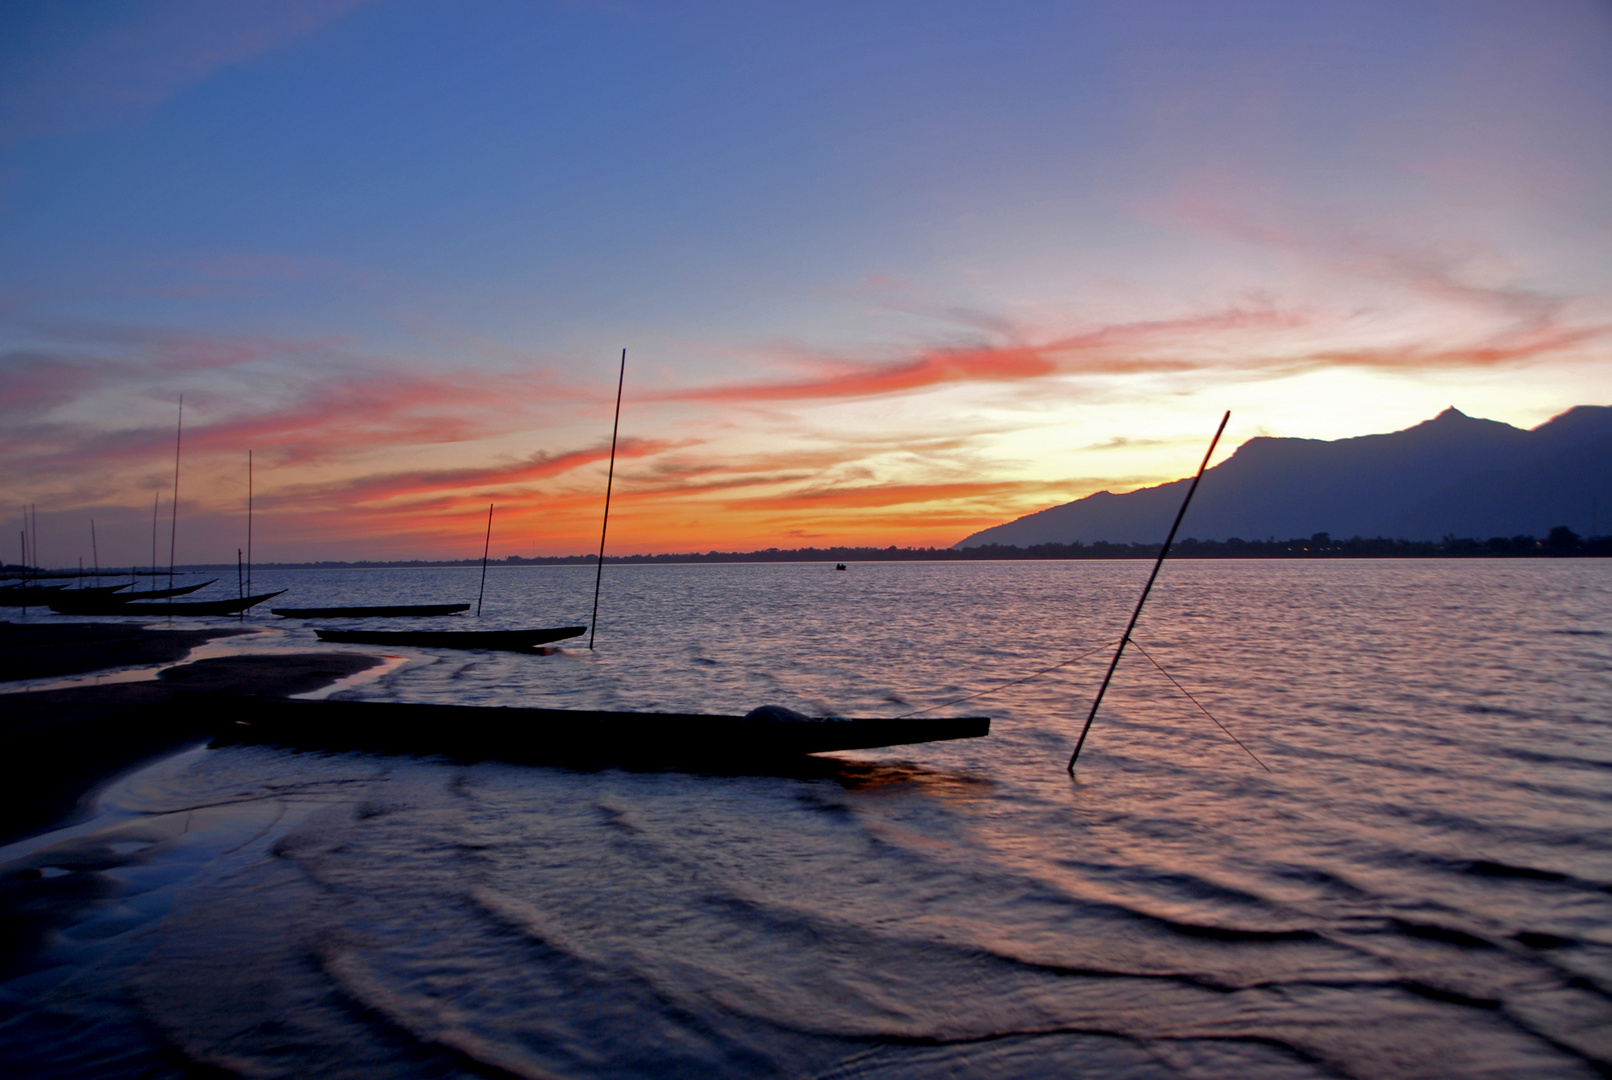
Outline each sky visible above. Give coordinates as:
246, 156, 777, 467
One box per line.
3, 0, 1610, 565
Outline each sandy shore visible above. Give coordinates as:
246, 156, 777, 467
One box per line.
0, 621, 255, 683
1, 641, 382, 846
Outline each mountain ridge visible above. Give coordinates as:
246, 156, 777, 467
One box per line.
954, 406, 1612, 548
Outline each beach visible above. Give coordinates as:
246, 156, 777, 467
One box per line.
0, 622, 380, 845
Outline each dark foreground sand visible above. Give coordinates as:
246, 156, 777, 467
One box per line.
1, 640, 381, 846
0, 621, 254, 683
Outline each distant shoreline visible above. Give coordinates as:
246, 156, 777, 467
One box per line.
6, 530, 1606, 577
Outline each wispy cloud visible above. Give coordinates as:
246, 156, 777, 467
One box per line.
665, 307, 1304, 404
264, 437, 681, 514
0, 0, 375, 145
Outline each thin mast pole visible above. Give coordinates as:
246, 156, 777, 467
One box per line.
477, 503, 493, 617
168, 396, 182, 594
91, 519, 99, 578
1068, 411, 1230, 774
31, 504, 38, 578
589, 349, 626, 650
246, 450, 252, 597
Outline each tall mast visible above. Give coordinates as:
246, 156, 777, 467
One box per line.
168, 395, 182, 592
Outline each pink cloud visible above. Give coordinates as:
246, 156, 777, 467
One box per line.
264, 437, 679, 512
663, 306, 1308, 403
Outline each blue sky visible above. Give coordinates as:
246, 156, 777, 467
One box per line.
3, 0, 1610, 562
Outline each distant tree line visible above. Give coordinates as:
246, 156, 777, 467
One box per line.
6, 527, 1604, 578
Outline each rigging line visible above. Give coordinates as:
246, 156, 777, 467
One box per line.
1129, 637, 1271, 772
890, 640, 1120, 718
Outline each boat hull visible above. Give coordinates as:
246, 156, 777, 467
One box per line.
55, 590, 285, 616
210, 697, 990, 765
0, 585, 68, 606
47, 580, 216, 611
313, 626, 585, 649
275, 604, 471, 618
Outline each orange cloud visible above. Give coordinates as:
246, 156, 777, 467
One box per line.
265, 437, 680, 513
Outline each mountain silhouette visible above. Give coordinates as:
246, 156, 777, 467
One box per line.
954, 406, 1612, 548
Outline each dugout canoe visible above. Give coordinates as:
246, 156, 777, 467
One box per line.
60, 590, 286, 616
274, 603, 471, 618
0, 584, 70, 606
313, 625, 585, 650
209, 697, 991, 765
48, 579, 216, 612
113, 579, 216, 601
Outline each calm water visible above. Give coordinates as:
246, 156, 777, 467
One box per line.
2, 560, 1609, 1078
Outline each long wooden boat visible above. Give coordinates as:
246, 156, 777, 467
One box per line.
274, 603, 471, 618
60, 590, 286, 616
113, 579, 216, 601
209, 697, 990, 766
0, 584, 69, 606
313, 625, 585, 650
48, 579, 216, 612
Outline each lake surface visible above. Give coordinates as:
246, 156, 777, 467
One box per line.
2, 560, 1610, 1078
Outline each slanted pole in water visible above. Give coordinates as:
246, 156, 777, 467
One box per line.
168, 396, 182, 595
246, 450, 253, 597
477, 503, 493, 617
1067, 411, 1230, 774
589, 348, 626, 651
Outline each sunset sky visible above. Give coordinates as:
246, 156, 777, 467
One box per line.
3, 1, 1610, 564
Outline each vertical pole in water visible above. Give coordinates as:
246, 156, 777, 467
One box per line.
18, 530, 25, 614
477, 503, 493, 617
590, 349, 626, 650
1068, 411, 1230, 774
246, 450, 253, 597
151, 494, 159, 585
91, 519, 99, 579
168, 396, 182, 598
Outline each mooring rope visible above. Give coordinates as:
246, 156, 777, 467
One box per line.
1129, 638, 1271, 772
890, 640, 1120, 718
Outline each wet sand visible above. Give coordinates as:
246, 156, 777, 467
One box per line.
0, 621, 253, 683
1, 645, 382, 846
